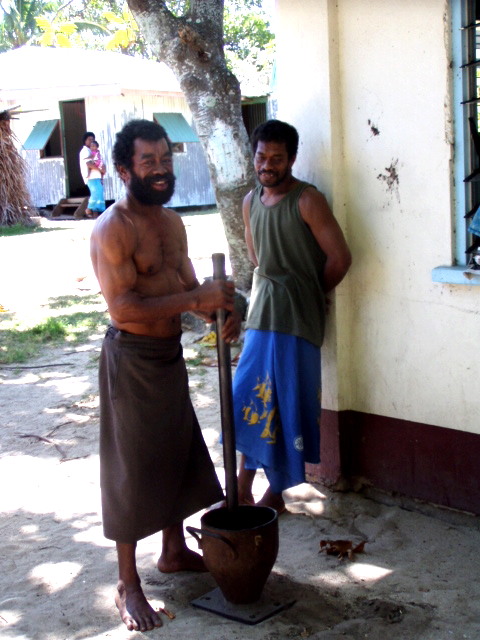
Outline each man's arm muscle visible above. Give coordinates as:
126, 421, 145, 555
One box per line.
243, 191, 258, 267
175, 217, 199, 291
92, 213, 233, 326
299, 188, 351, 293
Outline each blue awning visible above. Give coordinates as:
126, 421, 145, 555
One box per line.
23, 120, 59, 151
153, 113, 199, 143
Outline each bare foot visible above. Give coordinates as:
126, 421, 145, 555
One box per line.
237, 460, 256, 506
157, 547, 207, 573
115, 580, 162, 632
257, 488, 286, 514
237, 484, 255, 505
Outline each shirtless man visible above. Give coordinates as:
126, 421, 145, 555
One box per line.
90, 119, 238, 632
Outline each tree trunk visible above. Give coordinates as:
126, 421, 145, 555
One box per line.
126, 0, 255, 290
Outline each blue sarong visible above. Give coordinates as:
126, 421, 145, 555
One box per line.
233, 329, 321, 494
87, 178, 105, 213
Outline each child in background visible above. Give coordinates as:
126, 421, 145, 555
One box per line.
88, 140, 106, 181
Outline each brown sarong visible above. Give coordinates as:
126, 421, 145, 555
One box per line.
99, 326, 223, 543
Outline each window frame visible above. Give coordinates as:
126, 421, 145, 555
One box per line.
171, 142, 186, 154
432, 0, 480, 284
40, 121, 62, 159
23, 119, 63, 159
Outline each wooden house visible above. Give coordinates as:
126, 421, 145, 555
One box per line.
0, 46, 215, 214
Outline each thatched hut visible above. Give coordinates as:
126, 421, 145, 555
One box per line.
0, 107, 37, 226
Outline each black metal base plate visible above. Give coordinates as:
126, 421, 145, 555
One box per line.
191, 587, 295, 625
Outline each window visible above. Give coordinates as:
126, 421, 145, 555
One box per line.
23, 120, 62, 159
171, 142, 186, 154
153, 112, 199, 152
432, 0, 480, 283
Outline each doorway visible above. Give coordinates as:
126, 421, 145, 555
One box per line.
59, 99, 89, 198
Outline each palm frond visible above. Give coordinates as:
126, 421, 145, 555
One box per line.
73, 20, 110, 35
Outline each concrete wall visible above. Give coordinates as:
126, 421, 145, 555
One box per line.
275, 0, 480, 435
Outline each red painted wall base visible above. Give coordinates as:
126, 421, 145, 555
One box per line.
306, 409, 480, 516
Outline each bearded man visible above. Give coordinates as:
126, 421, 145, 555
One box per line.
90, 119, 239, 632
233, 119, 352, 515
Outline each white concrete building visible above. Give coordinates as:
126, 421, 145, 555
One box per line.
273, 0, 480, 514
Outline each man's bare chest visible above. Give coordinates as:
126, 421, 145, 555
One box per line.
134, 226, 182, 277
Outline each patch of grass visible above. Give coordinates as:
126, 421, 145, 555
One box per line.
31, 317, 69, 340
0, 224, 62, 237
185, 354, 205, 367
0, 318, 65, 364
55, 310, 109, 343
0, 310, 109, 364
48, 293, 104, 310
184, 344, 215, 375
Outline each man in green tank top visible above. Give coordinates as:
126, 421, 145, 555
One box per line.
233, 120, 351, 514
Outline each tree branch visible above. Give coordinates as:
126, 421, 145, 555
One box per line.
52, 0, 77, 22
127, 0, 182, 58
127, 0, 178, 31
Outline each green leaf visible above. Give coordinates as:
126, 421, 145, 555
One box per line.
74, 21, 110, 35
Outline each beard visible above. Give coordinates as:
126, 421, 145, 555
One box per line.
129, 171, 176, 205
257, 167, 290, 188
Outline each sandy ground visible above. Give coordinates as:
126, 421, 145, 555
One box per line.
1, 214, 480, 640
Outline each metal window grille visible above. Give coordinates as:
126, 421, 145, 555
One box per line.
460, 0, 480, 265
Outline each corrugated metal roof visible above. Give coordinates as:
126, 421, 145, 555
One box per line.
23, 119, 58, 150
153, 112, 199, 143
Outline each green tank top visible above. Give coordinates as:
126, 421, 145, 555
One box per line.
246, 180, 327, 347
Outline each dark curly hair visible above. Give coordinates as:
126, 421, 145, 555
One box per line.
251, 119, 299, 160
82, 131, 95, 145
112, 119, 172, 171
